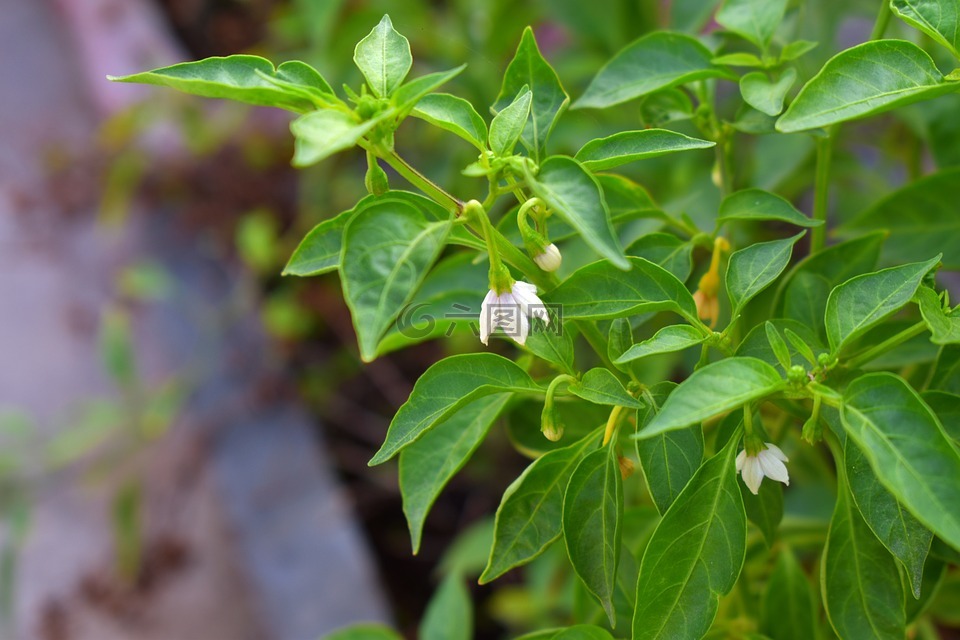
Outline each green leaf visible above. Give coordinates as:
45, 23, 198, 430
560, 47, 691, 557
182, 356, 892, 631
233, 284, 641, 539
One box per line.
784, 272, 832, 337
419, 572, 473, 640
822, 475, 906, 640
742, 478, 783, 547
736, 319, 826, 373
718, 189, 820, 228
918, 287, 960, 344
824, 255, 940, 354
494, 27, 570, 160
481, 431, 600, 583
635, 383, 704, 515
841, 168, 960, 268
524, 329, 577, 375
108, 56, 332, 112
739, 69, 797, 117
563, 447, 623, 625
290, 110, 382, 167
490, 87, 533, 156
370, 354, 542, 465
546, 257, 698, 323
574, 32, 732, 110
922, 390, 960, 441
614, 325, 706, 364
765, 322, 793, 372
608, 319, 634, 373
632, 436, 746, 640
412, 93, 488, 150
841, 372, 960, 551
528, 157, 629, 268
713, 52, 766, 67
516, 626, 617, 640
574, 129, 714, 171
353, 14, 412, 97
283, 209, 353, 276
780, 40, 819, 62
761, 547, 819, 640
892, 0, 960, 58
930, 344, 960, 394
325, 625, 403, 640
341, 199, 450, 361
626, 233, 694, 282
726, 232, 804, 317
639, 358, 784, 437
569, 369, 645, 409
716, 0, 788, 49
400, 394, 511, 553
392, 65, 466, 112
844, 433, 932, 599
776, 40, 960, 132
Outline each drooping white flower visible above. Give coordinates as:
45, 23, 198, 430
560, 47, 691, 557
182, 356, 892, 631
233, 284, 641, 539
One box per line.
479, 280, 550, 346
736, 442, 789, 495
533, 243, 562, 272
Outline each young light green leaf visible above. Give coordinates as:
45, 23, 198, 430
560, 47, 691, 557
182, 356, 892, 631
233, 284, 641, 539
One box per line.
370, 354, 542, 465
108, 55, 333, 112
638, 358, 784, 437
713, 52, 766, 67
481, 431, 600, 583
632, 436, 746, 640
353, 14, 412, 97
527, 157, 629, 268
626, 234, 694, 282
290, 110, 382, 167
392, 65, 466, 112
489, 87, 532, 156
341, 199, 449, 361
400, 394, 511, 553
412, 93, 488, 150
419, 572, 473, 640
614, 325, 706, 364
841, 372, 960, 551
718, 189, 820, 228
824, 255, 940, 354
739, 68, 797, 117
283, 208, 353, 276
742, 479, 783, 547
776, 40, 960, 132
716, 0, 788, 49
568, 369, 645, 409
726, 232, 805, 316
892, 0, 960, 58
918, 287, 960, 345
574, 129, 714, 171
325, 624, 403, 640
563, 447, 623, 625
822, 476, 906, 640
780, 40, 819, 62
784, 327, 819, 365
841, 168, 960, 268
736, 319, 826, 373
574, 32, 732, 110
761, 547, 818, 640
494, 27, 569, 160
764, 322, 793, 372
524, 329, 577, 375
546, 258, 698, 323
608, 319, 634, 372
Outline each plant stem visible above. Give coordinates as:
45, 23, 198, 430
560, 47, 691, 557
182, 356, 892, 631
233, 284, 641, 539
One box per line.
811, 133, 833, 253
362, 142, 463, 213
845, 321, 928, 369
603, 405, 626, 446
870, 0, 892, 40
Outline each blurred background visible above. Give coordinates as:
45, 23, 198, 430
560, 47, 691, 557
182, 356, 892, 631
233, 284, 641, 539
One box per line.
2, 0, 958, 639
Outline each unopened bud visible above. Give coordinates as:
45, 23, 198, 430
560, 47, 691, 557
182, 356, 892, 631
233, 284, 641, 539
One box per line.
541, 405, 564, 442
533, 243, 562, 272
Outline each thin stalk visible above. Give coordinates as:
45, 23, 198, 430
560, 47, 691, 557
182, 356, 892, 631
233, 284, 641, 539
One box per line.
362, 142, 463, 213
845, 321, 928, 370
603, 405, 626, 446
811, 133, 834, 253
870, 0, 892, 40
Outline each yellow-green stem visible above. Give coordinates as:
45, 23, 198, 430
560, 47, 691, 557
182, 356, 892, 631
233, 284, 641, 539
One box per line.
811, 133, 834, 253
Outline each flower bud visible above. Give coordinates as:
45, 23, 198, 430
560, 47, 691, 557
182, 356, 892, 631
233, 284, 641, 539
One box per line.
533, 243, 562, 272
541, 403, 564, 442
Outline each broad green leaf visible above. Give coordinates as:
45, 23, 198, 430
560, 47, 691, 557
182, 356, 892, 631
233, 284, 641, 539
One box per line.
824, 256, 940, 354
608, 319, 634, 373
930, 344, 960, 394
282, 209, 352, 277
736, 319, 826, 373
598, 175, 664, 223
370, 354, 542, 465
392, 65, 466, 112
494, 27, 570, 160
740, 69, 797, 117
918, 287, 960, 344
726, 232, 804, 316
524, 328, 577, 375
546, 258, 698, 323
626, 234, 694, 282
614, 325, 706, 364
841, 372, 960, 551
490, 88, 533, 156
761, 547, 818, 640
481, 431, 599, 583
353, 15, 412, 97
776, 40, 960, 132
574, 32, 731, 110
569, 369, 645, 409
419, 572, 472, 640
822, 476, 906, 640
635, 382, 704, 515
922, 390, 960, 441
108, 56, 332, 112
716, 0, 788, 49
325, 625, 403, 640
844, 434, 932, 599
638, 88, 696, 126
290, 110, 382, 167
632, 436, 746, 640
528, 157, 629, 268
765, 322, 792, 372
574, 129, 714, 171
892, 0, 960, 58
784, 272, 832, 337
412, 93, 488, 149
742, 479, 783, 547
639, 358, 784, 437
400, 394, 511, 553
718, 189, 820, 228
841, 168, 960, 268
563, 447, 623, 625
341, 200, 449, 361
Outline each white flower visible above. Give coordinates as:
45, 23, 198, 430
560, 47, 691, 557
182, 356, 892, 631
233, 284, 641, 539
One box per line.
479, 281, 550, 346
736, 443, 789, 495
533, 243, 562, 272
